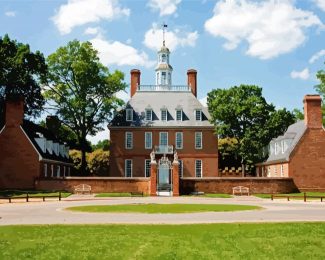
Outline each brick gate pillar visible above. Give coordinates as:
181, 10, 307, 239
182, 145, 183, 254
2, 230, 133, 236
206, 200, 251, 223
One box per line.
172, 161, 179, 196
150, 161, 157, 196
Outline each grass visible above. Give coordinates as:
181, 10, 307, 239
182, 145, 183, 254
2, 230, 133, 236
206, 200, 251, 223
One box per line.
0, 190, 71, 198
1, 223, 325, 259
95, 192, 144, 197
254, 192, 325, 199
66, 203, 261, 213
183, 193, 233, 198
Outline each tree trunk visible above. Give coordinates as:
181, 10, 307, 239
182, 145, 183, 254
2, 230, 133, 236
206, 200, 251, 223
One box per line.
241, 159, 245, 177
80, 137, 87, 175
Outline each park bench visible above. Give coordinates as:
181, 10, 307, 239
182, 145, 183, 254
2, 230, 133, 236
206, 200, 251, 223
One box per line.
232, 186, 250, 196
74, 184, 92, 195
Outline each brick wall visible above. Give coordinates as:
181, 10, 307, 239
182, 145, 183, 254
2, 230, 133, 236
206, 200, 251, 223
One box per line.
36, 177, 151, 194
180, 177, 298, 194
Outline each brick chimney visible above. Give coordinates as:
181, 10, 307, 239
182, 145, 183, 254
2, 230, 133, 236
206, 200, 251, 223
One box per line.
46, 115, 61, 137
303, 94, 323, 129
130, 69, 141, 97
187, 69, 197, 97
5, 98, 24, 127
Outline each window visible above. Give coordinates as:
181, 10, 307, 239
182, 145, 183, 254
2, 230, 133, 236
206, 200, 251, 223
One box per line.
280, 165, 284, 177
160, 132, 168, 145
274, 166, 277, 176
57, 166, 60, 177
195, 109, 202, 121
195, 132, 202, 149
162, 72, 166, 85
161, 109, 167, 121
176, 110, 182, 121
126, 109, 133, 121
178, 160, 183, 177
267, 167, 271, 177
281, 141, 285, 153
145, 109, 152, 121
161, 54, 166, 62
44, 163, 48, 178
63, 166, 66, 177
145, 132, 152, 149
51, 165, 54, 177
125, 132, 133, 149
195, 160, 202, 178
125, 159, 132, 177
274, 143, 278, 155
175, 132, 183, 149
145, 159, 151, 177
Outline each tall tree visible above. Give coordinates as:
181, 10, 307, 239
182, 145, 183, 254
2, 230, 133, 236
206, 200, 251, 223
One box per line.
207, 85, 295, 174
45, 40, 126, 174
0, 34, 47, 127
315, 61, 325, 125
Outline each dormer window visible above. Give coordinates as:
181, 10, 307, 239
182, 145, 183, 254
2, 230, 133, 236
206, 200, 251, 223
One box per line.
161, 109, 167, 121
281, 140, 285, 153
126, 109, 133, 121
145, 109, 152, 121
274, 143, 278, 155
176, 109, 183, 121
195, 109, 202, 121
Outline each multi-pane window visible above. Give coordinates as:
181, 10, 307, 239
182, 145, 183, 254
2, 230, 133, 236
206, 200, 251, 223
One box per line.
178, 160, 183, 177
195, 160, 202, 178
125, 159, 132, 177
161, 109, 167, 121
195, 132, 202, 149
195, 109, 202, 121
162, 72, 166, 85
175, 132, 183, 149
125, 132, 133, 149
57, 166, 60, 177
126, 109, 133, 121
280, 165, 284, 177
44, 163, 48, 177
145, 132, 152, 149
160, 132, 168, 145
176, 109, 182, 121
145, 159, 151, 177
145, 109, 152, 121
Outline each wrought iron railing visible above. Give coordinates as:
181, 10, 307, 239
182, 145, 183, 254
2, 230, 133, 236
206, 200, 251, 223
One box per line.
154, 145, 174, 154
137, 85, 191, 92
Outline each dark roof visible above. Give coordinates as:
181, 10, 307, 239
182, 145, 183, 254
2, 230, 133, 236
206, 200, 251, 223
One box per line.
109, 91, 213, 128
21, 120, 71, 163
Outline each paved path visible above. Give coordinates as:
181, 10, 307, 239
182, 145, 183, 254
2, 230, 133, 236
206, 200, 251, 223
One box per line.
0, 196, 324, 225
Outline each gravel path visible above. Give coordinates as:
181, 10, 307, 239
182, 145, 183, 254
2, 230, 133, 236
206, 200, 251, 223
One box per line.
0, 196, 324, 225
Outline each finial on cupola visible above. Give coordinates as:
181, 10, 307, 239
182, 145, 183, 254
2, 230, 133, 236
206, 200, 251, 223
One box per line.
162, 23, 167, 46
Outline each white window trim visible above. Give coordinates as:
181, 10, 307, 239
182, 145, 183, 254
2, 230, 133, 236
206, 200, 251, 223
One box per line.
145, 159, 151, 178
195, 160, 202, 178
44, 163, 48, 178
51, 165, 54, 177
176, 109, 183, 121
195, 132, 202, 149
57, 165, 60, 177
281, 141, 285, 154
126, 109, 133, 122
125, 159, 132, 177
125, 132, 133, 149
178, 159, 183, 178
195, 109, 202, 121
145, 132, 152, 149
159, 132, 168, 146
280, 165, 284, 177
161, 109, 168, 121
145, 109, 152, 121
175, 132, 183, 149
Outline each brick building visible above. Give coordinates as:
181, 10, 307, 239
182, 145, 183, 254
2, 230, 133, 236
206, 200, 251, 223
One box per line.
256, 95, 325, 190
108, 42, 218, 196
0, 99, 72, 189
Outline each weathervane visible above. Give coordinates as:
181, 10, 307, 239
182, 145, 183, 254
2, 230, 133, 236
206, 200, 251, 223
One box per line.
162, 22, 167, 46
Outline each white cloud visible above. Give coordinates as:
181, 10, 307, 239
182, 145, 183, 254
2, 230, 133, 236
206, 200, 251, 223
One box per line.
52, 0, 130, 35
84, 26, 100, 35
309, 49, 325, 63
90, 34, 155, 68
144, 24, 198, 51
290, 68, 310, 80
204, 0, 323, 60
199, 96, 207, 107
5, 11, 16, 17
147, 0, 181, 16
314, 0, 325, 11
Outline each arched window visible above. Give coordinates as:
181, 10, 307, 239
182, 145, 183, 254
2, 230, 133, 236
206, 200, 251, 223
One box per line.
161, 54, 166, 62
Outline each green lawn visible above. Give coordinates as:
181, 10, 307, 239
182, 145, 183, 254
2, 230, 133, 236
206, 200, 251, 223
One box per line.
0, 190, 71, 198
95, 192, 145, 197
254, 192, 325, 199
1, 223, 325, 259
203, 193, 232, 198
66, 203, 261, 213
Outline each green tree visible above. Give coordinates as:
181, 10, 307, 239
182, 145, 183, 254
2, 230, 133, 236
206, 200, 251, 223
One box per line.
207, 85, 295, 174
292, 108, 304, 121
45, 40, 126, 175
315, 62, 325, 125
0, 34, 47, 127
91, 139, 110, 151
87, 149, 110, 176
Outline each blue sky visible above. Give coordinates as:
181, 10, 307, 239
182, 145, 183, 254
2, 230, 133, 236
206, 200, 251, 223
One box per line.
1, 0, 325, 143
